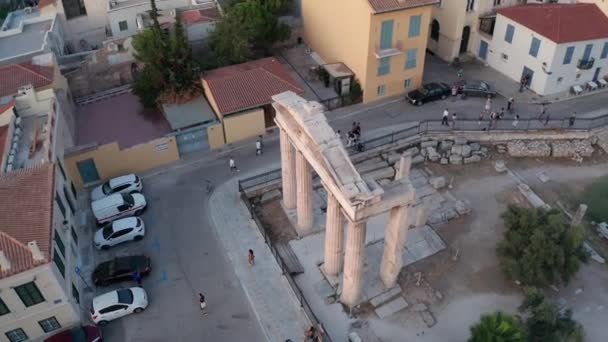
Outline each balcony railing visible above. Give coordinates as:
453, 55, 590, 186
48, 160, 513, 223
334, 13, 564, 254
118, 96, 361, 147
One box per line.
577, 58, 595, 70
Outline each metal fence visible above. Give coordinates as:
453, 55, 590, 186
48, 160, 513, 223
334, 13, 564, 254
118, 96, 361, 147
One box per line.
237, 185, 332, 342
239, 112, 608, 192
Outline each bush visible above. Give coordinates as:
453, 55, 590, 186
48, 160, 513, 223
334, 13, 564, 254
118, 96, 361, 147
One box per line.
497, 205, 588, 287
469, 311, 527, 342
582, 175, 608, 223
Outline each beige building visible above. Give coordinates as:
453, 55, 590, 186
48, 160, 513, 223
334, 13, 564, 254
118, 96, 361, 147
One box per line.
0, 161, 82, 342
427, 0, 522, 63
201, 57, 304, 148
302, 0, 438, 103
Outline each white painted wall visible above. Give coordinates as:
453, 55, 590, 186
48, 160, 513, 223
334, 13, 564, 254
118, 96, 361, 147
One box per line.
186, 20, 215, 45
107, 0, 190, 39
482, 14, 608, 95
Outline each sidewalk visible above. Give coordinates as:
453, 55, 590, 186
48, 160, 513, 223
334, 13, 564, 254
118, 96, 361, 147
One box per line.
208, 174, 311, 342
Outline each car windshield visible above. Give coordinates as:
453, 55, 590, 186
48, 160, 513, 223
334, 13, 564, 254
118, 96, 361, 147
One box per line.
71, 328, 87, 342
102, 224, 114, 239
122, 194, 134, 206
102, 181, 112, 195
117, 288, 134, 304
419, 87, 430, 95
480, 82, 488, 90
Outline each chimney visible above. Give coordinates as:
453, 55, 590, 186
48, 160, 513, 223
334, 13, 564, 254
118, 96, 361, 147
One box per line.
0, 251, 11, 272
27, 241, 45, 262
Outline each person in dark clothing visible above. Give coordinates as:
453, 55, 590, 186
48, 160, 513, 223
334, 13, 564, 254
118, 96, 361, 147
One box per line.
132, 271, 142, 286
569, 113, 577, 127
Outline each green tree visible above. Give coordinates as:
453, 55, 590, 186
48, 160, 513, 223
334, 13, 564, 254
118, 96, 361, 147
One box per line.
469, 311, 527, 342
520, 288, 584, 342
207, 0, 290, 68
582, 175, 608, 223
497, 205, 588, 287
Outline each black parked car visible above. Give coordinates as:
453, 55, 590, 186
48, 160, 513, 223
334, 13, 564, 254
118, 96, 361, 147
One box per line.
406, 82, 451, 106
457, 80, 497, 98
92, 255, 151, 286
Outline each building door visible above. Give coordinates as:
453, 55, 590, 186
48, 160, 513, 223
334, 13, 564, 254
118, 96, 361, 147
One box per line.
593, 67, 601, 81
76, 159, 100, 184
460, 26, 471, 54
478, 40, 488, 61
521, 66, 534, 85
263, 105, 276, 128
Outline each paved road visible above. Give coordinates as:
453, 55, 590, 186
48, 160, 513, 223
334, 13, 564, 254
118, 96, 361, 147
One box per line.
97, 159, 265, 341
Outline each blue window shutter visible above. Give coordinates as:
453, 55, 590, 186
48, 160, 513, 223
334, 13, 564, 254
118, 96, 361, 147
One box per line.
378, 57, 391, 76
529, 37, 540, 57
405, 48, 417, 69
582, 43, 593, 60
504, 24, 514, 43
601, 42, 608, 59
380, 20, 394, 49
563, 46, 575, 64
408, 15, 421, 37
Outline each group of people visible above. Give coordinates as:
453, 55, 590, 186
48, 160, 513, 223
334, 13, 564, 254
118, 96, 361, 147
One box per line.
345, 122, 362, 147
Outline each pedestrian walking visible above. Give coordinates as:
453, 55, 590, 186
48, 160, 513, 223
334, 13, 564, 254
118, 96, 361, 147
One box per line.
484, 96, 492, 112
354, 122, 361, 139
513, 114, 520, 128
248, 249, 255, 266
305, 326, 318, 342
132, 270, 142, 286
451, 112, 457, 128
199, 293, 208, 315
229, 157, 239, 173
490, 111, 497, 129
507, 97, 515, 112
478, 112, 484, 125
499, 107, 505, 119
346, 131, 354, 147
336, 129, 342, 140
442, 108, 449, 126
451, 84, 458, 97
569, 113, 577, 127
255, 138, 263, 155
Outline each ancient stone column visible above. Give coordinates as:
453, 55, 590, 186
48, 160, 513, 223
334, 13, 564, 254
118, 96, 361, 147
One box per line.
571, 204, 588, 226
280, 129, 296, 209
341, 219, 367, 307
324, 193, 344, 276
396, 152, 413, 180
296, 150, 314, 234
379, 206, 411, 288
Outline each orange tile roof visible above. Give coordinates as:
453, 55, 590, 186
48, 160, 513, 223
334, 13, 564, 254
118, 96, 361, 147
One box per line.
37, 0, 58, 8
0, 124, 10, 170
367, 0, 439, 14
180, 7, 221, 25
0, 163, 55, 278
498, 3, 608, 44
203, 57, 304, 115
0, 63, 54, 98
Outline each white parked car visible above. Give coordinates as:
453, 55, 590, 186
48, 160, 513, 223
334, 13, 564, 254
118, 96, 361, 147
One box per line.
91, 193, 147, 225
90, 287, 148, 326
91, 174, 142, 201
94, 217, 145, 250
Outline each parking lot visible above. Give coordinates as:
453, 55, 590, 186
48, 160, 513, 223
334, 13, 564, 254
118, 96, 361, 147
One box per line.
77, 164, 264, 341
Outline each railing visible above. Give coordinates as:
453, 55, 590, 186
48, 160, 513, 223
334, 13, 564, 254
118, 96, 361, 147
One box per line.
238, 183, 332, 342
577, 57, 595, 70
239, 113, 608, 192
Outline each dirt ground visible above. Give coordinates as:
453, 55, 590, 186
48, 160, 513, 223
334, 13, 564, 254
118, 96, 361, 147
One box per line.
256, 200, 298, 243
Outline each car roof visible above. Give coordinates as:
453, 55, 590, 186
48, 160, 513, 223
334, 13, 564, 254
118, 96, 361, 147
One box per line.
91, 193, 125, 211
108, 174, 136, 188
93, 289, 120, 309
111, 217, 138, 230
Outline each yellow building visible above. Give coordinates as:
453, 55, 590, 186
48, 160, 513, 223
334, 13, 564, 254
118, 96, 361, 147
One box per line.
302, 0, 439, 103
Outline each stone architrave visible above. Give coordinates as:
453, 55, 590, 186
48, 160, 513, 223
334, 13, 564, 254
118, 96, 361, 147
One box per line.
296, 150, 314, 234
280, 129, 296, 209
340, 219, 367, 307
571, 204, 588, 226
324, 193, 344, 276
379, 206, 411, 288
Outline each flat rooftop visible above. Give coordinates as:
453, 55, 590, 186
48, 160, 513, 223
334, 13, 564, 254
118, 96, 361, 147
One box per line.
0, 9, 53, 62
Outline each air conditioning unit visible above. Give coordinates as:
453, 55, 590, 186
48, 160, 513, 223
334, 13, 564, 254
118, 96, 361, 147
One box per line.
14, 127, 21, 137
110, 0, 118, 8
7, 155, 14, 164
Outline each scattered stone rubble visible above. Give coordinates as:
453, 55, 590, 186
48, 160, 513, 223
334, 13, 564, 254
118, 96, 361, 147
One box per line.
505, 138, 597, 160
384, 138, 490, 167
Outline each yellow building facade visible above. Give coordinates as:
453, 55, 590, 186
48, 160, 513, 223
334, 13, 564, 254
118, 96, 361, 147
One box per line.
302, 0, 437, 103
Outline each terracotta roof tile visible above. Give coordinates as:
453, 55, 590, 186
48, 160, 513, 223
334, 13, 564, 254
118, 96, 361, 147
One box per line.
0, 124, 10, 168
0, 63, 54, 98
37, 0, 57, 8
0, 163, 55, 278
180, 7, 221, 25
203, 57, 304, 115
367, 0, 439, 14
497, 3, 608, 44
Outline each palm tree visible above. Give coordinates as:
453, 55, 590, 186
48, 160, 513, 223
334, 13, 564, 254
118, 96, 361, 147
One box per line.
469, 311, 527, 342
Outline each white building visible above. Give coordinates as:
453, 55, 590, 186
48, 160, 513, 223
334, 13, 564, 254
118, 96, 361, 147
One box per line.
476, 3, 608, 95
0, 7, 66, 64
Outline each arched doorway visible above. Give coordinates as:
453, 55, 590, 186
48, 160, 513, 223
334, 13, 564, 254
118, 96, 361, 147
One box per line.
460, 26, 470, 54
430, 19, 440, 42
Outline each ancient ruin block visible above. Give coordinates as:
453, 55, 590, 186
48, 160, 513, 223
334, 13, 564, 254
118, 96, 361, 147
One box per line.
507, 140, 551, 157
